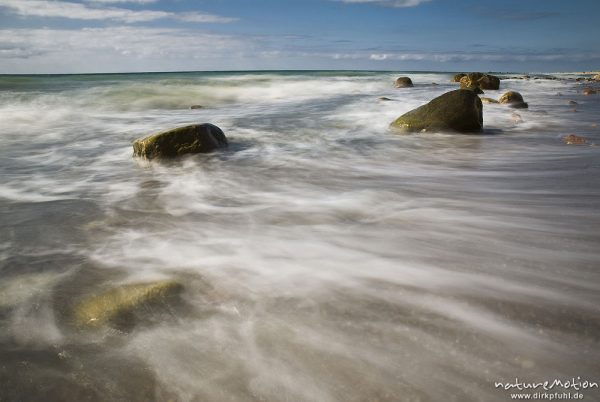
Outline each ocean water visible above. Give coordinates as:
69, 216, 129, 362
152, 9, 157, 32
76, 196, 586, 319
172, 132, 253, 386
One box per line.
0, 71, 599, 401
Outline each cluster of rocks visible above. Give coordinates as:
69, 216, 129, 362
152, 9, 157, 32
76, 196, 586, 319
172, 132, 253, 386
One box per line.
132, 71, 597, 160
453, 72, 500, 93
387, 90, 527, 133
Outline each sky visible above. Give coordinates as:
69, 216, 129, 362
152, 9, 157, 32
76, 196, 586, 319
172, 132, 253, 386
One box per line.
0, 0, 599, 74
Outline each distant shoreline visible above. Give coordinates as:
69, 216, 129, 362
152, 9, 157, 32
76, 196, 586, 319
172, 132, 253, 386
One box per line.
0, 69, 598, 77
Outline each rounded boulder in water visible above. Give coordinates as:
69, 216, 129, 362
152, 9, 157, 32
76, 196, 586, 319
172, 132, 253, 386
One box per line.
133, 123, 228, 160
390, 89, 483, 133
499, 91, 529, 108
394, 76, 414, 88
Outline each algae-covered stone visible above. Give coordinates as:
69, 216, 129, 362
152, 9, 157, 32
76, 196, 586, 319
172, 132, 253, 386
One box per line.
452, 73, 467, 82
481, 97, 499, 104
459, 72, 500, 92
133, 123, 228, 159
477, 74, 500, 90
499, 91, 528, 108
390, 89, 483, 133
74, 281, 184, 328
395, 77, 414, 88
563, 134, 588, 145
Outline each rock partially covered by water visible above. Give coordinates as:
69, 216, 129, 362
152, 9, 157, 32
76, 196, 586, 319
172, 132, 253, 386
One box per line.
459, 72, 500, 91
395, 77, 414, 88
390, 89, 483, 133
499, 91, 529, 108
480, 97, 499, 104
563, 134, 588, 145
583, 88, 597, 95
593, 74, 600, 81
133, 123, 228, 159
452, 73, 467, 82
74, 280, 184, 328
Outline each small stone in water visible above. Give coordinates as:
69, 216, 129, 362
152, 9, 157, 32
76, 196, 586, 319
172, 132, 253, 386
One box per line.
563, 134, 587, 145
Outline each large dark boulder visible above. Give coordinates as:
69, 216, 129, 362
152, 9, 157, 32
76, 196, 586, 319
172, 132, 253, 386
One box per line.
460, 72, 500, 91
133, 123, 228, 159
390, 89, 483, 133
395, 77, 414, 88
499, 91, 528, 108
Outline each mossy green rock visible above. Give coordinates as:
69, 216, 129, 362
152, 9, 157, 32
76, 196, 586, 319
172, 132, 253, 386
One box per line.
133, 123, 228, 159
480, 97, 499, 104
459, 72, 500, 91
395, 77, 414, 88
453, 73, 467, 82
74, 280, 184, 328
390, 89, 483, 133
499, 91, 528, 108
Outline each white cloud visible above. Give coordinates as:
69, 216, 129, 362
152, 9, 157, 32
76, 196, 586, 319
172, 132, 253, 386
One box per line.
177, 12, 238, 24
84, 0, 158, 4
0, 26, 247, 57
336, 0, 432, 8
0, 26, 253, 72
0, 0, 237, 23
366, 51, 600, 63
84, 0, 157, 4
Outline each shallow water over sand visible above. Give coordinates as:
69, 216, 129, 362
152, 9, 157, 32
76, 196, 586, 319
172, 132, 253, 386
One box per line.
1, 71, 599, 401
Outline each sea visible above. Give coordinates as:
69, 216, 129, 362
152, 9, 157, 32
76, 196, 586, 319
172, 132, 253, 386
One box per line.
0, 70, 599, 401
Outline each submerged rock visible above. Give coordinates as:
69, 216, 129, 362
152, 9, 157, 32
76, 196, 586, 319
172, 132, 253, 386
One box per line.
583, 88, 597, 95
378, 96, 393, 101
568, 100, 578, 105
499, 91, 528, 108
511, 112, 523, 124
190, 105, 204, 109
394, 77, 414, 88
480, 97, 499, 104
74, 280, 184, 328
133, 123, 228, 159
459, 72, 500, 91
563, 134, 588, 145
390, 89, 483, 133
